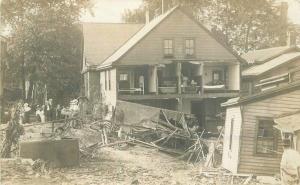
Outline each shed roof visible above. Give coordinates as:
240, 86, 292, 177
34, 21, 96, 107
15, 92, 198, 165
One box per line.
241, 46, 292, 64
222, 80, 300, 107
82, 22, 143, 66
242, 51, 300, 76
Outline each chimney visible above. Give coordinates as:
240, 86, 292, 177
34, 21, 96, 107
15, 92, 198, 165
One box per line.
280, 2, 288, 23
162, 0, 165, 14
287, 31, 297, 47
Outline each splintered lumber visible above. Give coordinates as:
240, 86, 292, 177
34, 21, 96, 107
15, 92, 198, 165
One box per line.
160, 128, 178, 146
98, 140, 132, 148
160, 110, 181, 131
130, 138, 183, 155
243, 175, 253, 184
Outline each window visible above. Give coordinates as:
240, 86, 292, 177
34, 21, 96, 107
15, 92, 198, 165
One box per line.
163, 39, 173, 57
256, 119, 276, 155
229, 118, 234, 150
108, 70, 111, 90
185, 39, 195, 57
212, 70, 223, 83
120, 73, 128, 81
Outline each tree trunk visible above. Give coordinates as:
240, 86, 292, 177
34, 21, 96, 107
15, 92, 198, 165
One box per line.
244, 22, 252, 52
27, 80, 34, 102
20, 53, 26, 100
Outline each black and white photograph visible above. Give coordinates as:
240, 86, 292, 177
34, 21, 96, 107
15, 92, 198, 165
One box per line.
0, 0, 300, 184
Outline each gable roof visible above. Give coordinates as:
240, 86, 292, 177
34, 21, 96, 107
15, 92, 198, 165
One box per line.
222, 80, 300, 107
97, 6, 244, 70
242, 51, 300, 76
241, 46, 291, 64
98, 7, 179, 69
82, 23, 143, 67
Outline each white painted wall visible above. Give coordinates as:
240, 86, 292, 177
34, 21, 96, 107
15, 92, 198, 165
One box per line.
228, 64, 240, 90
100, 68, 117, 110
222, 106, 242, 174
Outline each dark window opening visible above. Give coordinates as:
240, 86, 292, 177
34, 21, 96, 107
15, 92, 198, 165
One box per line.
256, 119, 276, 155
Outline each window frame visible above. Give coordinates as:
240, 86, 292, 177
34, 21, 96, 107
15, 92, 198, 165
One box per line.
212, 70, 223, 82
184, 38, 195, 58
163, 39, 174, 58
254, 117, 278, 157
120, 73, 129, 81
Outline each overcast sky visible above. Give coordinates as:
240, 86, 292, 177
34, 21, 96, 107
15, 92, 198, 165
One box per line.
81, 0, 300, 24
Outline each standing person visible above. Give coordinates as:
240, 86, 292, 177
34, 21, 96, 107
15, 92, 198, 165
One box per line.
35, 105, 41, 122
44, 100, 49, 122
23, 103, 31, 124
18, 101, 24, 125
138, 75, 144, 95
55, 104, 62, 120
48, 99, 54, 121
280, 139, 300, 185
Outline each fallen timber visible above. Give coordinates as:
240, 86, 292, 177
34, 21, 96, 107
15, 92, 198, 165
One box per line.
113, 100, 224, 164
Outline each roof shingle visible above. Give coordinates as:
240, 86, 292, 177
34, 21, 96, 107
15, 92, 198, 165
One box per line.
82, 23, 143, 66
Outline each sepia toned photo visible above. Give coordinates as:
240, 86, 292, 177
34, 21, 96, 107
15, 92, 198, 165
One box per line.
0, 0, 300, 184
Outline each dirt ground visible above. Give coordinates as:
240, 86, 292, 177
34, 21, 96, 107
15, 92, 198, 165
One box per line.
0, 144, 281, 185
0, 121, 281, 185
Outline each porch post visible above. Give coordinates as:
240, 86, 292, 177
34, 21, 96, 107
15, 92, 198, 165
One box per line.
201, 63, 204, 95
177, 62, 182, 94
148, 65, 158, 94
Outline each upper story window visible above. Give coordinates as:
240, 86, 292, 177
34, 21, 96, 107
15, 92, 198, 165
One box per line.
256, 119, 277, 155
163, 39, 173, 57
185, 39, 195, 57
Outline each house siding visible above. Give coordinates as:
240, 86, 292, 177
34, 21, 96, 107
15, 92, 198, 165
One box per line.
88, 71, 100, 102
222, 106, 242, 173
118, 10, 238, 66
238, 88, 300, 175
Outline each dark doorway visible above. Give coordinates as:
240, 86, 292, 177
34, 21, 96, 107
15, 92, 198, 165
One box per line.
191, 101, 205, 128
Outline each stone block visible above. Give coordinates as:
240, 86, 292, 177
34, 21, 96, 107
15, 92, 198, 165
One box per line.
19, 138, 79, 167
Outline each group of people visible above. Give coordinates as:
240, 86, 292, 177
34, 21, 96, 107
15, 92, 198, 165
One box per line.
35, 99, 63, 123
16, 99, 63, 124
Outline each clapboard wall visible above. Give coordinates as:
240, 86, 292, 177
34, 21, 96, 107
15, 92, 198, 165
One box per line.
238, 88, 300, 175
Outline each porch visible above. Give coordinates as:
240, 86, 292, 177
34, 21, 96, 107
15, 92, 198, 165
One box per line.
117, 61, 239, 97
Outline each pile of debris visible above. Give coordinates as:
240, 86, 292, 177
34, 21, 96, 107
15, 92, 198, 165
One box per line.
111, 101, 224, 165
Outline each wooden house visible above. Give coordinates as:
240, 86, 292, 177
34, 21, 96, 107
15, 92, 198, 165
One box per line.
81, 7, 242, 132
222, 81, 300, 175
241, 41, 300, 96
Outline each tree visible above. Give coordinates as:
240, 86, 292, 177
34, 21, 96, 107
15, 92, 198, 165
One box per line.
122, 0, 288, 53
1, 0, 90, 104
